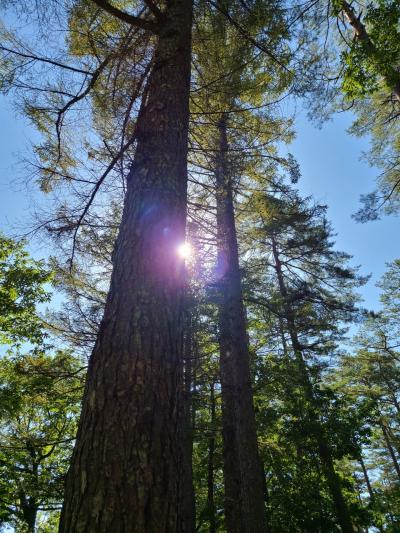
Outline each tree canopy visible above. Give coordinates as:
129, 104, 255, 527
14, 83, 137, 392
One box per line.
0, 0, 399, 531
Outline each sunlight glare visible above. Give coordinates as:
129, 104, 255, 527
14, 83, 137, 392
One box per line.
177, 242, 192, 259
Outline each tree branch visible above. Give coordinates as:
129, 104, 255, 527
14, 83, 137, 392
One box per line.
143, 0, 165, 21
208, 0, 291, 73
69, 131, 139, 268
55, 56, 111, 157
91, 0, 160, 33
0, 45, 92, 75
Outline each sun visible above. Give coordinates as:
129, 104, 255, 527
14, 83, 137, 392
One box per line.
177, 242, 192, 259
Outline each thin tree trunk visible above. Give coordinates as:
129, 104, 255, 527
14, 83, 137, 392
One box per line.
207, 381, 217, 533
270, 236, 355, 533
359, 456, 374, 503
59, 2, 193, 531
24, 505, 37, 533
215, 115, 267, 533
19, 491, 37, 533
181, 316, 196, 533
219, 353, 243, 533
390, 391, 400, 416
317, 438, 355, 533
380, 423, 400, 480
359, 457, 385, 533
21, 444, 39, 533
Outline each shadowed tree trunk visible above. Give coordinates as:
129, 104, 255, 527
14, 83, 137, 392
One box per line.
20, 442, 39, 533
215, 115, 267, 533
207, 380, 217, 533
380, 422, 400, 480
270, 236, 355, 533
181, 315, 196, 533
219, 348, 243, 533
359, 456, 374, 503
19, 490, 37, 533
359, 457, 385, 533
59, 1, 193, 531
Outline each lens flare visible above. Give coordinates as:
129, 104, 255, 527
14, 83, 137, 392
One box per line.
177, 242, 192, 259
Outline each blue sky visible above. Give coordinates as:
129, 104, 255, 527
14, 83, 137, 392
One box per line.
291, 111, 399, 310
0, 99, 42, 235
1, 94, 399, 312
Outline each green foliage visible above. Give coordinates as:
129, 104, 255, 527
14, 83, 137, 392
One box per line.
0, 349, 84, 532
295, 0, 400, 220
0, 234, 52, 345
237, 179, 372, 529
330, 260, 400, 530
1, 1, 399, 531
327, 0, 400, 100
0, 234, 84, 531
341, 43, 380, 99
378, 258, 400, 316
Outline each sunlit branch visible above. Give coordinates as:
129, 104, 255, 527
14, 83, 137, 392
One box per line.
208, 0, 292, 73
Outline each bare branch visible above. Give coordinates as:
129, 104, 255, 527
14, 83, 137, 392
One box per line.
55, 56, 111, 156
0, 45, 92, 75
69, 131, 139, 268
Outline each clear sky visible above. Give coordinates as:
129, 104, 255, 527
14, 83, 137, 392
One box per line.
291, 110, 399, 310
1, 94, 399, 311
0, 99, 42, 239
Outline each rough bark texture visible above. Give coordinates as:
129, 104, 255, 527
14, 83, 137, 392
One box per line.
271, 237, 355, 533
59, 2, 193, 531
215, 116, 267, 533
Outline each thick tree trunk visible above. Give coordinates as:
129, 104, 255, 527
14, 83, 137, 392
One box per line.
59, 2, 193, 531
215, 116, 267, 533
271, 237, 355, 533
